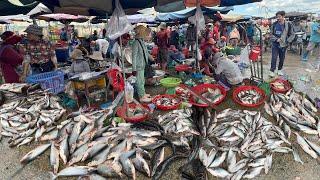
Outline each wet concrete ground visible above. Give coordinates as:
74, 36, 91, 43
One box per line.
0, 51, 319, 180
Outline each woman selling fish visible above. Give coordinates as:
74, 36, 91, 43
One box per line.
20, 24, 58, 82
131, 25, 154, 103
205, 49, 243, 89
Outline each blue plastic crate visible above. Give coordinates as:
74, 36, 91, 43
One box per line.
26, 71, 65, 94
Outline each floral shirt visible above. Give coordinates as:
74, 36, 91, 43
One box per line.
22, 40, 55, 64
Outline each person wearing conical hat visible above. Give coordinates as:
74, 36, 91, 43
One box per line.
132, 25, 154, 103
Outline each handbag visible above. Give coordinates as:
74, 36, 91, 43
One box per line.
137, 39, 155, 78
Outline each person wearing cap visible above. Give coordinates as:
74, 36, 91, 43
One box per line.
156, 22, 170, 71
20, 24, 57, 81
302, 17, 320, 61
169, 26, 180, 49
206, 50, 243, 88
0, 31, 23, 83
132, 25, 154, 103
69, 49, 90, 77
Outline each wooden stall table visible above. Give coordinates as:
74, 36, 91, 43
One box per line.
71, 74, 107, 107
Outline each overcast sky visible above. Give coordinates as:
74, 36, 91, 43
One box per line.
230, 0, 320, 17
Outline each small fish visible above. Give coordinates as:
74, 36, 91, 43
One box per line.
292, 145, 304, 164
132, 152, 151, 177
20, 143, 51, 164
209, 152, 227, 168
60, 135, 70, 164
243, 166, 264, 179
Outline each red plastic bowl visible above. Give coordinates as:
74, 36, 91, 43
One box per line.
152, 94, 182, 111
232, 85, 266, 108
116, 103, 150, 123
270, 78, 291, 94
189, 84, 227, 107
175, 64, 192, 72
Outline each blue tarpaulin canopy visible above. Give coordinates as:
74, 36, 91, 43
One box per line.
156, 6, 233, 22
155, 0, 262, 12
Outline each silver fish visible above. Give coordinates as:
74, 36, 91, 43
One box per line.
206, 167, 231, 178
50, 143, 60, 174
20, 143, 51, 164
60, 135, 70, 164
51, 166, 96, 180
295, 132, 318, 159
243, 166, 264, 179
209, 152, 227, 168
132, 152, 151, 177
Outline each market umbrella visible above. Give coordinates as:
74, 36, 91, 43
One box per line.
0, 14, 31, 23
27, 3, 52, 17
37, 0, 183, 16
0, 0, 40, 16
155, 0, 262, 12
37, 13, 89, 23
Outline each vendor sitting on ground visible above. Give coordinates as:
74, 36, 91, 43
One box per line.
168, 45, 185, 65
69, 49, 90, 77
206, 49, 243, 88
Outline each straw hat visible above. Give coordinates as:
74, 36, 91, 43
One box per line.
71, 49, 84, 60
134, 25, 150, 39
159, 22, 167, 30
24, 24, 43, 36
89, 51, 104, 61
208, 38, 216, 45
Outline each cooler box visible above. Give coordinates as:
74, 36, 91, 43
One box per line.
55, 48, 69, 63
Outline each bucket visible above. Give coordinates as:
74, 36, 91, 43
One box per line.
249, 47, 260, 61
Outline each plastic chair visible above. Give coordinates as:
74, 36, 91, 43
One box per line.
107, 69, 125, 99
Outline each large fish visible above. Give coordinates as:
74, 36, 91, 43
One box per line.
20, 143, 51, 164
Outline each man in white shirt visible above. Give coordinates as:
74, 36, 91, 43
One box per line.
94, 38, 109, 58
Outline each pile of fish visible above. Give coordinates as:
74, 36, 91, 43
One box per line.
154, 96, 180, 107
196, 88, 224, 104
264, 90, 320, 159
158, 109, 199, 148
19, 109, 175, 179
236, 89, 263, 105
176, 87, 191, 101
270, 81, 287, 91
0, 90, 66, 146
265, 90, 319, 136
0, 83, 29, 93
198, 109, 292, 179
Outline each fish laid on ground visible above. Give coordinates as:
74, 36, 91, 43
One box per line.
20, 143, 51, 164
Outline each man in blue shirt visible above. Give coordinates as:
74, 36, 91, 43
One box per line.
302, 17, 320, 61
269, 11, 294, 77
246, 21, 255, 44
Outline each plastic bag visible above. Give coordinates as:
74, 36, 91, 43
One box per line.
239, 45, 250, 65
106, 0, 133, 40
188, 5, 205, 34
125, 82, 134, 103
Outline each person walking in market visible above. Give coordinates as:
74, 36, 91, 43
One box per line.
156, 23, 170, 72
269, 11, 294, 77
0, 31, 23, 83
20, 24, 58, 82
246, 21, 255, 45
132, 25, 154, 103
302, 17, 320, 61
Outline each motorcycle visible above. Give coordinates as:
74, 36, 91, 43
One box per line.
290, 32, 306, 55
